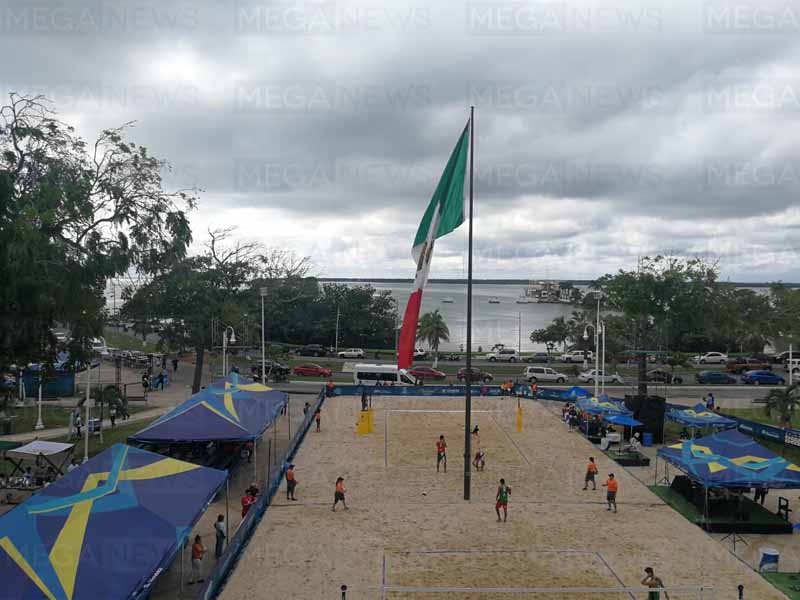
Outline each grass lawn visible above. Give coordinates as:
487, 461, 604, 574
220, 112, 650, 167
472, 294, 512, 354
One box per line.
103, 328, 159, 353
0, 417, 158, 477
1, 404, 147, 436
762, 573, 800, 599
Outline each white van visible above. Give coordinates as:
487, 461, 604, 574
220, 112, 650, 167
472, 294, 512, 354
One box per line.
353, 364, 419, 386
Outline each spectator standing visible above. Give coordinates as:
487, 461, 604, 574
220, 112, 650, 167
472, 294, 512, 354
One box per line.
286, 464, 298, 500
241, 491, 256, 518
172, 357, 179, 374
109, 405, 117, 428
214, 515, 226, 559
315, 408, 321, 432
188, 535, 205, 585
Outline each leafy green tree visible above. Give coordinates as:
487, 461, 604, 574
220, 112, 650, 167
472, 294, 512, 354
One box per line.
530, 316, 571, 352
416, 310, 450, 367
0, 94, 195, 367
763, 385, 800, 428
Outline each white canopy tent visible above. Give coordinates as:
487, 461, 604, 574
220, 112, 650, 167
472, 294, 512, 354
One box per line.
6, 440, 74, 477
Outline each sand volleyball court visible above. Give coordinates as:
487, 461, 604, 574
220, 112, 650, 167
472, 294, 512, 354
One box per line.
219, 393, 786, 599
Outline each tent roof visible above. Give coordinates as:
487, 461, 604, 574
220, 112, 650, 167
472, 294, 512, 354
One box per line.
129, 374, 288, 444
566, 386, 592, 399
605, 414, 643, 427
8, 441, 74, 459
666, 403, 737, 428
577, 395, 632, 416
0, 443, 226, 600
657, 428, 800, 489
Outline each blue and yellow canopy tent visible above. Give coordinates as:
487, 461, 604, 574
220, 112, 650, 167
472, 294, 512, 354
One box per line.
666, 403, 737, 431
657, 428, 800, 489
0, 444, 226, 600
576, 394, 632, 416
128, 375, 287, 444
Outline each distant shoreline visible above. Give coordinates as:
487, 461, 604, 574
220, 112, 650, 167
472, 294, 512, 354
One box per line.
319, 277, 800, 288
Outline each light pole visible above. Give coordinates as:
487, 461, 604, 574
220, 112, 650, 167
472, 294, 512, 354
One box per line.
335, 306, 340, 354
260, 288, 268, 386
600, 321, 607, 394
83, 361, 91, 463
222, 326, 237, 378
583, 324, 600, 398
518, 312, 522, 354
34, 370, 44, 431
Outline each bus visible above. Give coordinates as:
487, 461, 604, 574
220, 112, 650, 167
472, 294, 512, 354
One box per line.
352, 364, 419, 386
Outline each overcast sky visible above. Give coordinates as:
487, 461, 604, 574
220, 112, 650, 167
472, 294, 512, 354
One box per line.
5, 0, 800, 281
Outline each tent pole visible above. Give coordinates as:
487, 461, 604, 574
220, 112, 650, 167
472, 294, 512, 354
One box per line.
180, 538, 185, 594
287, 398, 291, 441
654, 454, 657, 485
225, 478, 230, 544
267, 438, 272, 487
273, 422, 277, 466
253, 439, 257, 482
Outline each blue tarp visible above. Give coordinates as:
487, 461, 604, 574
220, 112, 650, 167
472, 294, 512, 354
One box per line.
657, 428, 800, 489
666, 403, 737, 429
129, 374, 288, 444
605, 414, 643, 427
577, 395, 632, 416
0, 443, 226, 600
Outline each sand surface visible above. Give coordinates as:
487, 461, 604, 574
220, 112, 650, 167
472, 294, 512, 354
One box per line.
219, 394, 787, 599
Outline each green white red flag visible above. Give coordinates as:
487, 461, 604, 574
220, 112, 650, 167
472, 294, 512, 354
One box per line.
397, 121, 470, 369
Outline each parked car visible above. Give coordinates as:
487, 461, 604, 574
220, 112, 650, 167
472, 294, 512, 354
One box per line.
409, 366, 447, 380
337, 348, 365, 359
726, 357, 772, 374
524, 366, 568, 383
694, 370, 737, 384
292, 363, 332, 377
486, 348, 520, 362
457, 368, 494, 383
645, 369, 683, 384
691, 352, 728, 365
251, 360, 291, 382
295, 344, 328, 357
524, 352, 550, 363
787, 359, 800, 375
741, 370, 785, 385
577, 369, 624, 384
413, 348, 428, 359
772, 350, 794, 364
560, 350, 594, 363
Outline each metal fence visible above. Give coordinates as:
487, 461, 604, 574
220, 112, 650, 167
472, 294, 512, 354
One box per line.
197, 389, 325, 600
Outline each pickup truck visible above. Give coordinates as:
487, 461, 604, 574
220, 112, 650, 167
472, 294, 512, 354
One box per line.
726, 358, 771, 374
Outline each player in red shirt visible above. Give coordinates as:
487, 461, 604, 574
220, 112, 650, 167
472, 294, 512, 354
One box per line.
436, 435, 447, 473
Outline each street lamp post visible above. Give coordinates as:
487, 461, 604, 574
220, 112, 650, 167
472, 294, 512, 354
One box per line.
34, 373, 44, 431
600, 321, 607, 394
83, 362, 91, 463
222, 326, 237, 377
260, 288, 268, 386
335, 307, 340, 354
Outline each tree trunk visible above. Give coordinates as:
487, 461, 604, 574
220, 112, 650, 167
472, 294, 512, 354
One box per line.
192, 347, 205, 394
433, 351, 438, 369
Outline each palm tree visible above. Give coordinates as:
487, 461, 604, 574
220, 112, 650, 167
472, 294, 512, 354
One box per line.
416, 310, 450, 368
763, 384, 800, 428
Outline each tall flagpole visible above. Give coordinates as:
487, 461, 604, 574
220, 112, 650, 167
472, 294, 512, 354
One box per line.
464, 106, 474, 501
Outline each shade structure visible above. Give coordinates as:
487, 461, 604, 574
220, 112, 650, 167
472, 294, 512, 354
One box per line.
604, 414, 643, 427
129, 374, 288, 444
7, 441, 74, 460
565, 386, 592, 399
657, 428, 800, 489
666, 403, 737, 429
0, 444, 227, 600
576, 395, 632, 416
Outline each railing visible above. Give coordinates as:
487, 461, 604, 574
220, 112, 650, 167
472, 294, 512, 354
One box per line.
197, 388, 326, 600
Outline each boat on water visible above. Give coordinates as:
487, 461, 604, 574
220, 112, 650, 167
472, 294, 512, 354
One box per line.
519, 279, 570, 304
516, 295, 538, 304
442, 297, 455, 304
488, 296, 501, 304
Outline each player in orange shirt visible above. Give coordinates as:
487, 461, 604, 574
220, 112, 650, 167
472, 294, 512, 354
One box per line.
436, 435, 447, 473
332, 476, 348, 511
583, 457, 598, 491
602, 473, 618, 513
285, 464, 298, 501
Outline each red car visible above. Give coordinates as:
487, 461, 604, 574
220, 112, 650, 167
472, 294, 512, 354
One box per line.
457, 368, 494, 383
292, 363, 332, 377
409, 366, 447, 380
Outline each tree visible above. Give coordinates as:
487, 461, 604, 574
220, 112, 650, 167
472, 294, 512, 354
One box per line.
417, 310, 449, 367
763, 385, 800, 428
0, 93, 195, 367
530, 316, 571, 352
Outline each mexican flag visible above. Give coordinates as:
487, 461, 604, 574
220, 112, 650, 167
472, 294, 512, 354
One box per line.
397, 121, 470, 369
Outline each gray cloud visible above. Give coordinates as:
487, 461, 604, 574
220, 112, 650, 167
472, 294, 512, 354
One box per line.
5, 0, 800, 280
